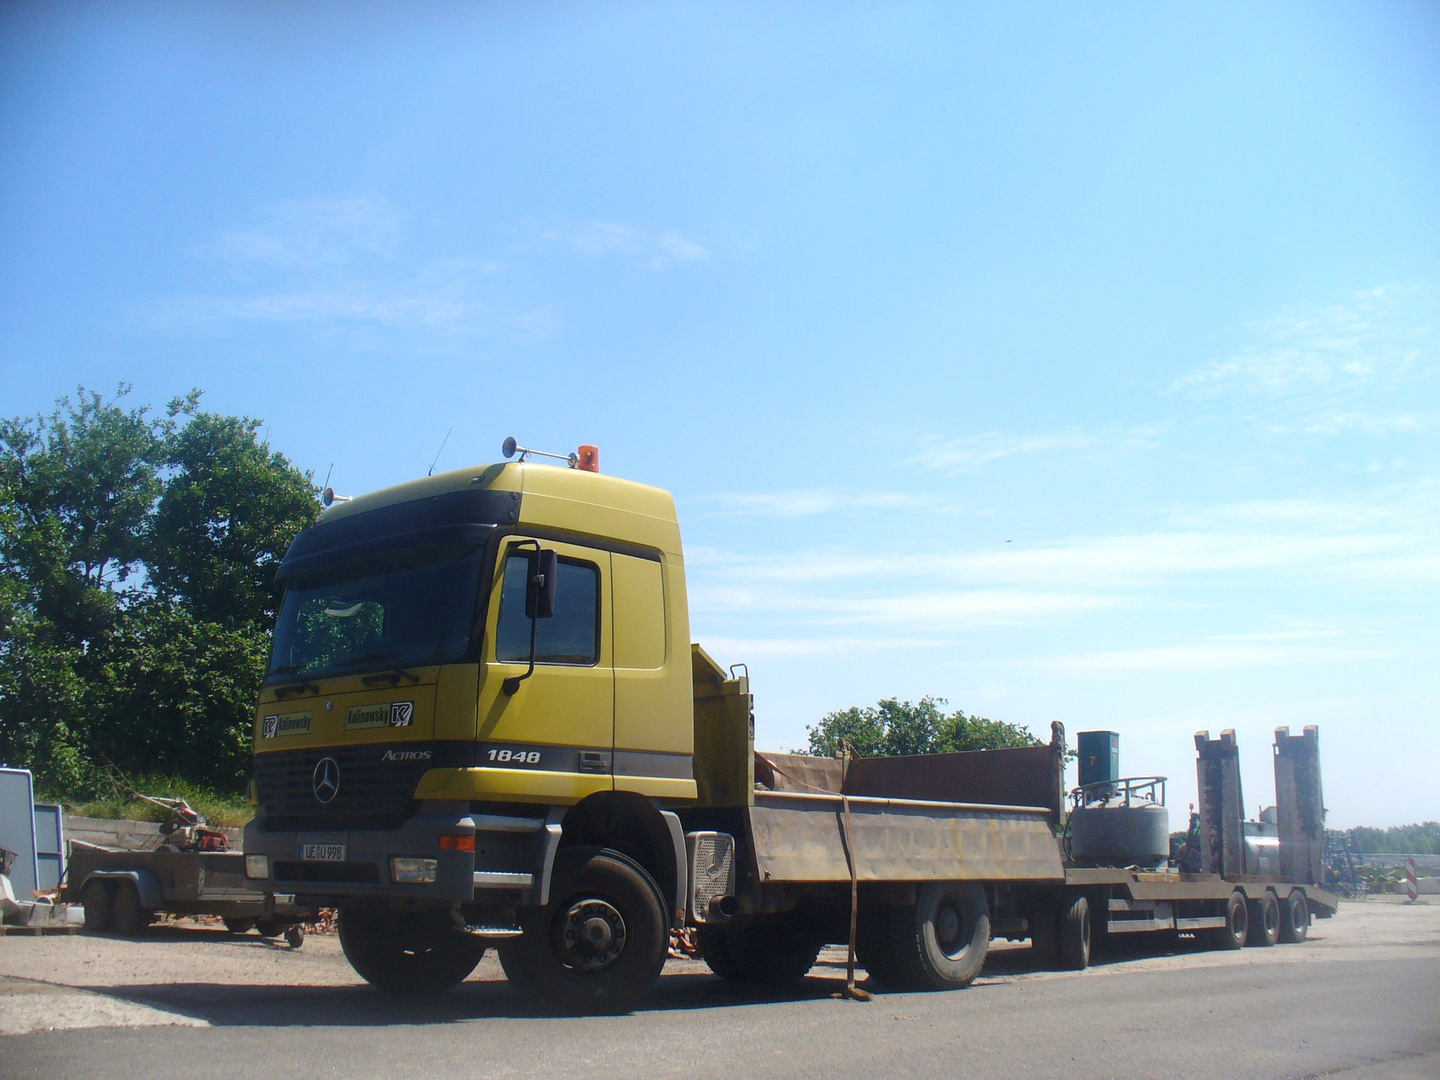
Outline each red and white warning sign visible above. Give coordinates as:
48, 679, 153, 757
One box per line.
1406, 858, 1419, 902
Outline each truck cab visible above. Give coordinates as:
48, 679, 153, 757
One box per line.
244, 455, 711, 1010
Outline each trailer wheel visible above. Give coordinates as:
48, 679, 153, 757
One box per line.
1279, 890, 1309, 944
866, 882, 990, 991
222, 918, 255, 934
255, 917, 286, 938
339, 909, 485, 995
1246, 890, 1280, 947
112, 881, 151, 937
284, 924, 305, 949
1205, 891, 1249, 950
1058, 894, 1091, 970
80, 879, 114, 933
498, 847, 668, 1014
698, 912, 823, 987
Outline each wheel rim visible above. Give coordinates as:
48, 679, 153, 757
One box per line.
555, 898, 627, 971
934, 899, 971, 960
1291, 895, 1308, 935
1265, 899, 1279, 937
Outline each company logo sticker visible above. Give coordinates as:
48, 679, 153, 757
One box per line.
346, 703, 387, 730
262, 712, 311, 738
390, 701, 414, 727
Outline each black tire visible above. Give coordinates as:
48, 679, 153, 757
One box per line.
1279, 890, 1309, 944
698, 912, 823, 987
255, 917, 286, 938
111, 881, 151, 937
80, 879, 114, 933
1058, 894, 1091, 971
864, 882, 990, 991
1247, 891, 1280, 948
1205, 891, 1249, 950
498, 847, 668, 1015
223, 918, 255, 934
284, 924, 305, 949
1028, 903, 1059, 969
339, 909, 485, 995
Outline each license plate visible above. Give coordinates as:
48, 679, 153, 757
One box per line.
301, 843, 346, 862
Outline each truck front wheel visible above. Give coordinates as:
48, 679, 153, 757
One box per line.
339, 909, 485, 995
498, 847, 668, 1015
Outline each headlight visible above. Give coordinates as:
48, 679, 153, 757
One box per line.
391, 857, 438, 884
245, 854, 270, 879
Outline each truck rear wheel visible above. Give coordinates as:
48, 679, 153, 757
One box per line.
112, 881, 151, 936
697, 912, 823, 987
222, 918, 255, 934
339, 909, 485, 995
863, 882, 990, 991
1279, 890, 1309, 943
80, 879, 114, 933
1246, 891, 1280, 947
498, 847, 668, 1015
1205, 891, 1249, 950
1058, 894, 1091, 970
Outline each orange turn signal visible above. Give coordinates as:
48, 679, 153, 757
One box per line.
576, 444, 599, 473
438, 834, 475, 852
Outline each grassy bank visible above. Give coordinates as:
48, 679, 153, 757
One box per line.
59, 776, 254, 828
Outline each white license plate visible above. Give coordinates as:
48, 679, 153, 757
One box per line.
301, 843, 346, 862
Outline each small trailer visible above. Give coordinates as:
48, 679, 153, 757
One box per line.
63, 799, 312, 946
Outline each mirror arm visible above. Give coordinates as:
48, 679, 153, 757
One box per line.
503, 540, 542, 696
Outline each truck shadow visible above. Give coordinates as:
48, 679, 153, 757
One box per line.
79, 936, 1249, 1026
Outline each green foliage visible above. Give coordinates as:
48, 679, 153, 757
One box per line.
806, 696, 1043, 757
0, 387, 317, 799
1347, 822, 1440, 856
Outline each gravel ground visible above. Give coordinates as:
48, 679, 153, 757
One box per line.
0, 894, 1434, 1038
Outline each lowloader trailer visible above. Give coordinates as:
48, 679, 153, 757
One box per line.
241, 441, 1335, 1012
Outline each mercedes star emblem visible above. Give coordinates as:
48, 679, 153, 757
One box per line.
312, 757, 341, 804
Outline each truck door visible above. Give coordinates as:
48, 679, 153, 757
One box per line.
476, 537, 614, 799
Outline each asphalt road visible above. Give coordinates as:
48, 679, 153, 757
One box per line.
2, 898, 1437, 1080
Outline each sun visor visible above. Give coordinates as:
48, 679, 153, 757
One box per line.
277, 487, 520, 582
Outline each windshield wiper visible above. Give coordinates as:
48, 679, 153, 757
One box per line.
266, 665, 320, 698
350, 652, 422, 687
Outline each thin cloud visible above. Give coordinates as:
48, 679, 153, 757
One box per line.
529, 220, 711, 271
147, 196, 537, 340
916, 424, 1167, 475
693, 489, 920, 518
1176, 282, 1439, 436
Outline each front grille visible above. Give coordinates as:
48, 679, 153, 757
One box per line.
274, 860, 380, 884
254, 742, 441, 831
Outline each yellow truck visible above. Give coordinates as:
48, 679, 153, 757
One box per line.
242, 443, 1334, 1013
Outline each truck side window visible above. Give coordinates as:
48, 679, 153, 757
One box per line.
496, 552, 600, 665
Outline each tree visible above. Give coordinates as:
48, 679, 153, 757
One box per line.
146, 403, 317, 631
806, 696, 1043, 758
0, 387, 317, 797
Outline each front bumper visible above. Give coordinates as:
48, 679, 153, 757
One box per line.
243, 802, 559, 907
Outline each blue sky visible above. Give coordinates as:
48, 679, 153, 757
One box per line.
2, 3, 1438, 826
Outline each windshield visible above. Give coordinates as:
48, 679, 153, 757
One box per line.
268, 543, 486, 680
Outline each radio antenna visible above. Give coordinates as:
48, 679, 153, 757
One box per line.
428, 428, 452, 476
322, 463, 334, 490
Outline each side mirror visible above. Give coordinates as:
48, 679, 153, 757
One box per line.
526, 549, 558, 619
